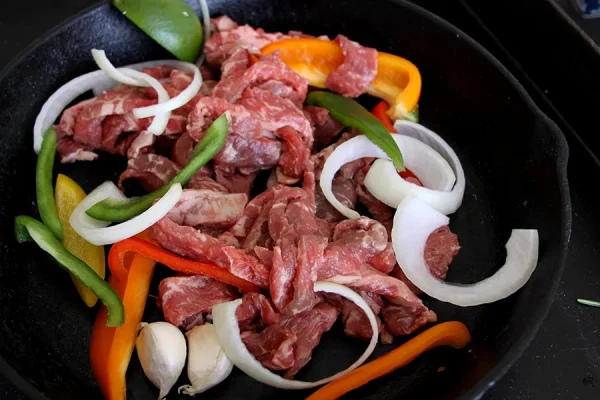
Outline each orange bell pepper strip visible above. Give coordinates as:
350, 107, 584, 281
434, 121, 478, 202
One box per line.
306, 321, 471, 400
90, 232, 156, 400
261, 38, 421, 121
109, 237, 261, 293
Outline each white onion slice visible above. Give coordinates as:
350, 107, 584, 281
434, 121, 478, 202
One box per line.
90, 50, 171, 136
212, 282, 378, 389
364, 121, 465, 215
196, 0, 211, 67
69, 182, 183, 246
391, 196, 539, 306
320, 134, 455, 219
34, 58, 195, 153
132, 63, 201, 119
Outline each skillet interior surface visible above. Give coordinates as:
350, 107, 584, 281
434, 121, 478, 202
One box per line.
0, 0, 571, 399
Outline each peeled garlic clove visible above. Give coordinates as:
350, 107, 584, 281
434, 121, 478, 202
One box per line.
178, 323, 233, 395
136, 321, 187, 400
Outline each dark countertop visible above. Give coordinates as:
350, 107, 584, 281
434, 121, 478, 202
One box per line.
1, 0, 599, 399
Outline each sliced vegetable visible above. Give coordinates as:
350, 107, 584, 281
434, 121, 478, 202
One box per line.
371, 101, 395, 132
364, 120, 465, 215
196, 0, 211, 67
306, 321, 471, 400
55, 174, 106, 307
91, 236, 156, 400
320, 134, 453, 219
577, 299, 600, 307
306, 91, 405, 171
261, 38, 421, 120
108, 237, 260, 293
91, 49, 172, 136
392, 196, 539, 306
70, 182, 182, 246
178, 323, 233, 395
113, 0, 203, 63
136, 321, 187, 400
36, 128, 63, 240
211, 282, 378, 389
86, 114, 228, 222
14, 215, 123, 326
34, 58, 200, 153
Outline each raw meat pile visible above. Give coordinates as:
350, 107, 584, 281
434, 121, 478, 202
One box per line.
55, 16, 460, 378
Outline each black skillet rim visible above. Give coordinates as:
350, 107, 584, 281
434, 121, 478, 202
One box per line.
0, 1, 572, 399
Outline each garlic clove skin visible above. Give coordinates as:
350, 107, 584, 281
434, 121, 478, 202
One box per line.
178, 323, 233, 396
136, 321, 187, 400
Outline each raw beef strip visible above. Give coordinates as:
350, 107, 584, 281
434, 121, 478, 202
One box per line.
221, 48, 253, 80
314, 177, 356, 223
213, 54, 308, 105
314, 217, 437, 335
101, 113, 150, 155
241, 326, 296, 370
392, 225, 460, 295
142, 65, 174, 80
323, 292, 383, 340
215, 168, 258, 196
326, 35, 378, 98
239, 87, 313, 148
151, 216, 270, 287
56, 136, 98, 163
187, 97, 282, 170
158, 275, 238, 331
78, 85, 156, 121
369, 242, 396, 274
166, 189, 248, 228
274, 126, 310, 185
227, 187, 279, 240
187, 176, 227, 192
205, 25, 287, 67
236, 293, 281, 330
280, 303, 338, 378
303, 106, 344, 149
254, 80, 304, 108
118, 154, 180, 192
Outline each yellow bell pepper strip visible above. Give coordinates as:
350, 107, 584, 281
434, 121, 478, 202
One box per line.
36, 127, 63, 240
55, 174, 106, 307
109, 237, 261, 293
90, 231, 156, 400
306, 91, 405, 171
306, 321, 471, 400
14, 215, 124, 326
261, 38, 422, 121
86, 113, 228, 223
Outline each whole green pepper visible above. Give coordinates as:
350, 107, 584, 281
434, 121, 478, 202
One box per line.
86, 113, 228, 222
306, 91, 405, 171
14, 215, 124, 327
36, 128, 64, 240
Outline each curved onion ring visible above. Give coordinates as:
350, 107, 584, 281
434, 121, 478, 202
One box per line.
212, 282, 378, 389
392, 196, 539, 306
69, 181, 183, 246
33, 57, 198, 153
364, 121, 465, 215
320, 134, 455, 219
195, 0, 211, 67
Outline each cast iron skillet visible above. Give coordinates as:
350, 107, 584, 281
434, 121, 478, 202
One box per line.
0, 0, 571, 399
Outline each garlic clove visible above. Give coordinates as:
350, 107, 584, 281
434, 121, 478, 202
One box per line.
178, 323, 233, 396
136, 321, 187, 400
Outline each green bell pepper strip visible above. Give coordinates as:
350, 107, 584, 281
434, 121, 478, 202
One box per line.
306, 91, 405, 171
14, 215, 124, 327
36, 128, 64, 241
86, 114, 229, 223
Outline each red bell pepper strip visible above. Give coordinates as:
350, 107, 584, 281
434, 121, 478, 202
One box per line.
109, 237, 260, 293
90, 232, 156, 400
372, 101, 424, 187
372, 101, 396, 133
